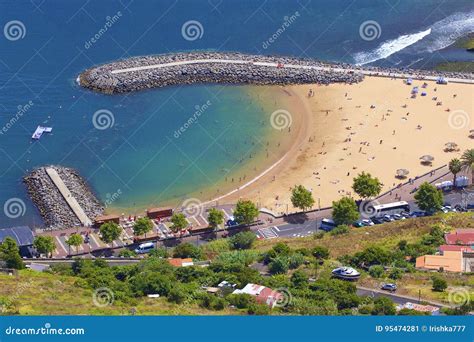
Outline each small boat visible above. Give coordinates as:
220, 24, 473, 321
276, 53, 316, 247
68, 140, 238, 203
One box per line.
332, 267, 360, 280
32, 126, 53, 140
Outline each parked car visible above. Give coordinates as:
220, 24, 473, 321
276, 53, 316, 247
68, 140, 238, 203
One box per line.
401, 211, 411, 218
392, 214, 406, 220
372, 217, 385, 225
441, 206, 456, 213
320, 218, 337, 231
410, 211, 427, 218
383, 215, 394, 222
353, 221, 365, 228
361, 219, 375, 226
381, 283, 397, 292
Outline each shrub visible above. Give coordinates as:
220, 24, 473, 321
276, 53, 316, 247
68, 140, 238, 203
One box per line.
268, 256, 289, 274
330, 224, 350, 236
229, 231, 257, 250
148, 247, 168, 258
368, 265, 385, 278
173, 243, 203, 259
247, 303, 270, 315
288, 253, 305, 269
431, 275, 448, 292
227, 293, 255, 309
118, 249, 137, 258
388, 268, 404, 280
312, 246, 330, 259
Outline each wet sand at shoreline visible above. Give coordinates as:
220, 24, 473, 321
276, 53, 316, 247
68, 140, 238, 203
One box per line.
224, 76, 473, 215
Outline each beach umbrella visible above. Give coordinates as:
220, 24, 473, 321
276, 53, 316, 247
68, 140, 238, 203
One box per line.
420, 155, 434, 164
396, 169, 409, 178
469, 130, 474, 139
444, 142, 458, 151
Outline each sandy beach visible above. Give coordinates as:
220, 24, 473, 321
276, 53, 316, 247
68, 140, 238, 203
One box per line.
223, 76, 473, 214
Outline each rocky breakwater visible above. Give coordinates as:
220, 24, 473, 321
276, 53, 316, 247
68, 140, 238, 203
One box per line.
23, 165, 104, 229
79, 52, 365, 94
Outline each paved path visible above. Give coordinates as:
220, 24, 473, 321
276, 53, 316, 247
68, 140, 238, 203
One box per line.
45, 167, 92, 226
111, 58, 474, 84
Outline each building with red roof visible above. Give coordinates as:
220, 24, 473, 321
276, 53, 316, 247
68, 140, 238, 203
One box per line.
444, 229, 474, 245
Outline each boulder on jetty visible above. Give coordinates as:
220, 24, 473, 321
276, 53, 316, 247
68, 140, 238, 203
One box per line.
79, 52, 365, 94
23, 165, 103, 229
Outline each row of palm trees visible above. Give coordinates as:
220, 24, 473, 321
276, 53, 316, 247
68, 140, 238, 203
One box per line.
448, 148, 474, 186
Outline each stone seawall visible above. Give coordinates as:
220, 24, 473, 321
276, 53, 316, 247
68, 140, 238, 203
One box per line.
24, 166, 103, 229
79, 52, 365, 94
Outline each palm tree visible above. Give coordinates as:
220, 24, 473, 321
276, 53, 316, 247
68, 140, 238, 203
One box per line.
461, 149, 474, 186
449, 158, 462, 187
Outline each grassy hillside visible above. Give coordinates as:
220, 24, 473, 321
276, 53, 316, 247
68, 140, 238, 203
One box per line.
0, 270, 238, 315
255, 212, 474, 257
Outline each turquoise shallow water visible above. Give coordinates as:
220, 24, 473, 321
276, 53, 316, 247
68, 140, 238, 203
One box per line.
0, 0, 472, 228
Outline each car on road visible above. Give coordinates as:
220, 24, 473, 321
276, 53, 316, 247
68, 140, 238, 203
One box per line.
441, 205, 456, 213
361, 219, 375, 226
381, 283, 397, 292
320, 218, 337, 231
410, 211, 427, 218
353, 221, 365, 228
134, 242, 155, 254
383, 215, 395, 222
392, 214, 406, 220
226, 216, 239, 227
401, 211, 410, 218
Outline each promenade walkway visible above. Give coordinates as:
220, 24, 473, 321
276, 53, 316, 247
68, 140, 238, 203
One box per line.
111, 58, 474, 85
45, 167, 92, 227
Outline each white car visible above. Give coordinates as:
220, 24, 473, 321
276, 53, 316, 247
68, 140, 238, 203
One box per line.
361, 219, 375, 226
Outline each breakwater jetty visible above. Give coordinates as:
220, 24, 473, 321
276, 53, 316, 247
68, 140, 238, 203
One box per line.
24, 166, 103, 229
78, 52, 473, 94
78, 52, 365, 94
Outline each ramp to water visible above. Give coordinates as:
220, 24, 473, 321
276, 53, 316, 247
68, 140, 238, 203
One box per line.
45, 167, 92, 226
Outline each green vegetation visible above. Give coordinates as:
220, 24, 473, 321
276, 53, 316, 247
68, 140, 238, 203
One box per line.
207, 208, 224, 229
414, 182, 443, 213
65, 234, 83, 255
0, 237, 24, 269
290, 185, 315, 212
332, 197, 359, 226
229, 231, 257, 250
461, 149, 474, 184
33, 236, 55, 257
352, 172, 382, 199
99, 222, 122, 244
449, 158, 462, 187
329, 224, 350, 236
133, 217, 153, 237
431, 275, 448, 292
170, 213, 188, 232
234, 199, 259, 226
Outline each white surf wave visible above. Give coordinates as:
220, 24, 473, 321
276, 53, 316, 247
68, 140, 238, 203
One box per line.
353, 28, 432, 65
353, 10, 474, 65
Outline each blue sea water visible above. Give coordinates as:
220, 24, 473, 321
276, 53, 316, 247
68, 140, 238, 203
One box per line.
0, 0, 473, 228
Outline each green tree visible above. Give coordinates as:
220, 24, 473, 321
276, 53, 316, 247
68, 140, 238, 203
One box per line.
352, 172, 382, 199
368, 265, 385, 278
388, 268, 404, 280
133, 217, 153, 237
173, 243, 202, 259
372, 297, 396, 315
99, 222, 122, 244
234, 199, 259, 226
229, 231, 256, 250
414, 182, 443, 213
431, 275, 447, 292
207, 208, 224, 229
332, 197, 359, 226
329, 224, 350, 236
170, 213, 188, 232
460, 149, 474, 185
65, 234, 83, 255
291, 270, 309, 288
449, 158, 462, 187
33, 235, 55, 257
268, 256, 289, 274
290, 185, 315, 212
0, 237, 24, 269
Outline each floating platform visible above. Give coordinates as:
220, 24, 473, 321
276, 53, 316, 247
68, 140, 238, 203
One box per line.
32, 126, 52, 140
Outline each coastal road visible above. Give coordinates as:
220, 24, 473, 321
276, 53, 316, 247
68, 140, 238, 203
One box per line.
356, 286, 450, 308
111, 58, 474, 85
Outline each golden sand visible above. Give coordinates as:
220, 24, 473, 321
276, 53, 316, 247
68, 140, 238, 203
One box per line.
223, 76, 473, 214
